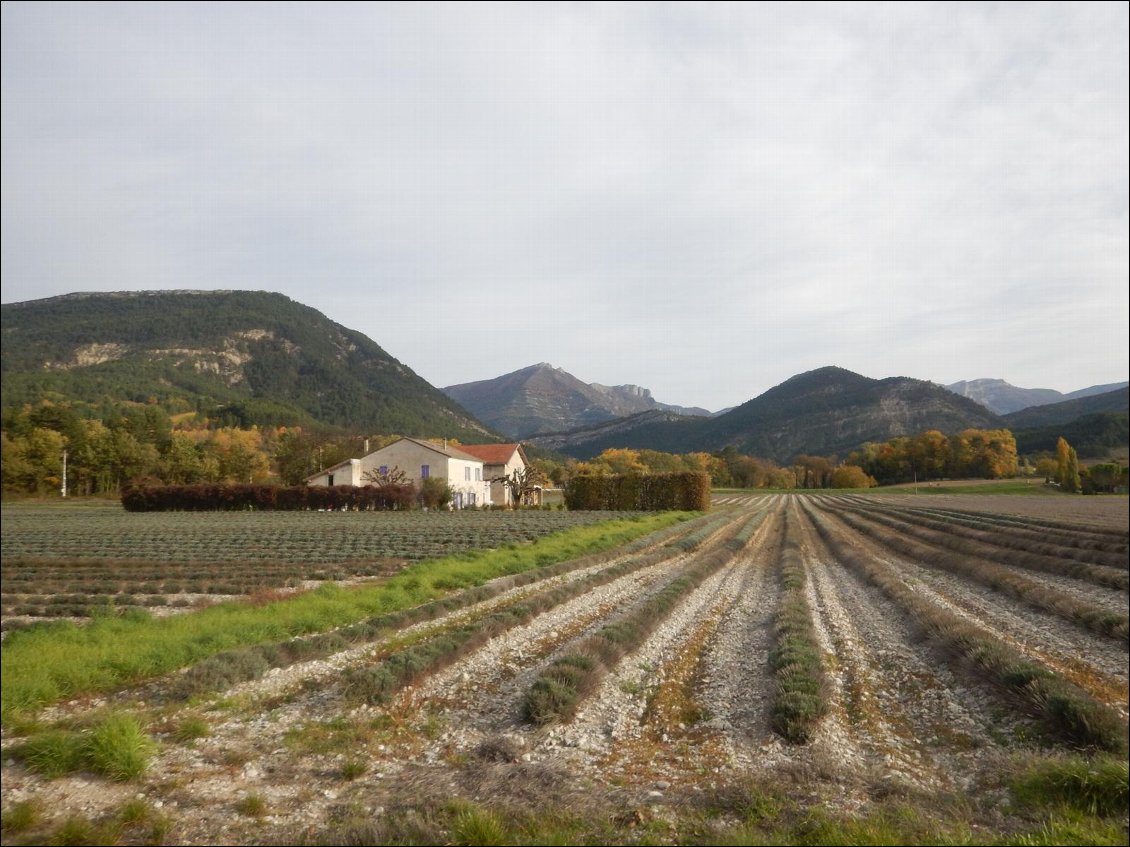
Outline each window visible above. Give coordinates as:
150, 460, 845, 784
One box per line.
327, 474, 334, 487
379, 465, 388, 476
421, 465, 430, 479
465, 467, 471, 481
475, 468, 481, 481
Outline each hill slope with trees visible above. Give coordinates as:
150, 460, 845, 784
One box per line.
1, 290, 495, 440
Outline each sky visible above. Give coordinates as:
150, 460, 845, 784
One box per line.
2, 2, 1128, 412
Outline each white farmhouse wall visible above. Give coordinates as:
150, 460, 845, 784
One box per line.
306, 459, 362, 487
484, 451, 527, 505
342, 439, 492, 507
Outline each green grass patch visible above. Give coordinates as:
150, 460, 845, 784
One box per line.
1010, 755, 1129, 818
13, 712, 156, 782
1, 513, 686, 724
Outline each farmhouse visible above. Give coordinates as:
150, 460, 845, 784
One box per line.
305, 437, 493, 508
456, 443, 531, 507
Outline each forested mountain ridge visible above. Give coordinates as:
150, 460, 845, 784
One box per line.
0, 290, 496, 439
1003, 387, 1129, 456
529, 367, 1008, 462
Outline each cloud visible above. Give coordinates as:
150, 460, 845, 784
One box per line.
3, 2, 1127, 410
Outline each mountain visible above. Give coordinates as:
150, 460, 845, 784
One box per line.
1002, 387, 1129, 429
1065, 381, 1130, 401
0, 290, 496, 439
945, 379, 1064, 415
1011, 412, 1129, 458
946, 378, 1129, 415
442, 363, 710, 438
529, 366, 1005, 462
1003, 387, 1129, 457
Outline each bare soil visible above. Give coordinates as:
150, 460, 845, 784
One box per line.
2, 494, 1126, 844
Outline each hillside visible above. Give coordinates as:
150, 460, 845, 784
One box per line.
443, 362, 710, 438
0, 290, 496, 439
1004, 387, 1129, 457
1002, 387, 1129, 428
529, 366, 1006, 462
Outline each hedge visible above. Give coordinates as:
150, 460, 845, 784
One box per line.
120, 483, 417, 512
563, 472, 710, 511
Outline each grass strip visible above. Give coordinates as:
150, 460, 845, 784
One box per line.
768, 513, 828, 743
168, 514, 710, 701
804, 500, 1128, 755
0, 512, 689, 726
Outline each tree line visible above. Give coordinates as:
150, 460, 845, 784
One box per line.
2, 400, 1124, 498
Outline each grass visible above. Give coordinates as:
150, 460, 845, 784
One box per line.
13, 712, 156, 782
1, 512, 688, 725
1010, 755, 1129, 817
234, 793, 268, 819
305, 771, 1130, 846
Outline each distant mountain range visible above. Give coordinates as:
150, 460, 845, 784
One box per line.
528, 366, 1010, 462
442, 362, 711, 438
946, 378, 1128, 415
2, 291, 1125, 463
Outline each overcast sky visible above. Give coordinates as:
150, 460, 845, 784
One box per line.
3, 2, 1127, 411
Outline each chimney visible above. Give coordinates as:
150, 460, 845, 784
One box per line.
443, 438, 448, 451
363, 438, 370, 454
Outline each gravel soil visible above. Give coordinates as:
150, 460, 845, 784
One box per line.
2, 494, 1127, 844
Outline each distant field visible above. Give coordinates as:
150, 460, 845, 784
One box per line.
0, 503, 641, 623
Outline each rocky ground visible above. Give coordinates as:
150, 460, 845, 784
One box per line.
2, 493, 1127, 844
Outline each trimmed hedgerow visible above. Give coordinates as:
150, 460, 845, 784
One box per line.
121, 483, 416, 512
564, 472, 711, 511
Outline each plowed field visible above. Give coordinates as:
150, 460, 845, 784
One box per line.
2, 494, 1127, 845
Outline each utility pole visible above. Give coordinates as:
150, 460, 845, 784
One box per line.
61, 449, 68, 498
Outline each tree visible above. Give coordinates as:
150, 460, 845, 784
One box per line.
362, 464, 409, 487
493, 465, 548, 508
1034, 456, 1058, 483
274, 429, 320, 486
831, 465, 875, 489
592, 448, 647, 475
417, 477, 453, 509
1055, 436, 1081, 493
161, 432, 206, 485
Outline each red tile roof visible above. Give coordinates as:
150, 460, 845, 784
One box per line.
458, 443, 523, 465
